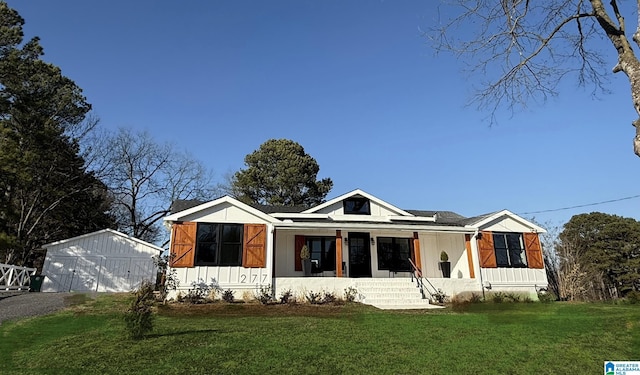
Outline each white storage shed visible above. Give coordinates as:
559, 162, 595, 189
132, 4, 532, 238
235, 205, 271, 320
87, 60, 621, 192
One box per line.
41, 229, 163, 292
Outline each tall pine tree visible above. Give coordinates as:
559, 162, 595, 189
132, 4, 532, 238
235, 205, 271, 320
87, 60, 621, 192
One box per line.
232, 139, 333, 207
0, 2, 114, 266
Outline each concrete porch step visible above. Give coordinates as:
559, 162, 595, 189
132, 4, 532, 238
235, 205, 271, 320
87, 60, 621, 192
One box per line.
360, 292, 424, 299
357, 286, 420, 294
364, 297, 429, 305
354, 278, 436, 310
355, 279, 418, 285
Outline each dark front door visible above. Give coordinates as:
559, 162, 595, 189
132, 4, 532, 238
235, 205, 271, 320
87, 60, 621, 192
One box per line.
348, 232, 372, 278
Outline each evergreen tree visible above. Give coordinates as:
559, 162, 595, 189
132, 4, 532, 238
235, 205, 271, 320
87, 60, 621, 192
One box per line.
0, 2, 114, 265
560, 212, 640, 297
232, 139, 333, 207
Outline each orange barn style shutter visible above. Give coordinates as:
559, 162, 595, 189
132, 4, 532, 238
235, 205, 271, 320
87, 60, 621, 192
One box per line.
412, 232, 422, 272
170, 222, 197, 268
465, 234, 476, 278
335, 230, 343, 277
294, 235, 305, 271
478, 231, 497, 268
524, 232, 544, 269
243, 224, 267, 268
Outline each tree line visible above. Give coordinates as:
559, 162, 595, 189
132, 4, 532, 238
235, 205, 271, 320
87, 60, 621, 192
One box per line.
0, 2, 332, 267
541, 212, 640, 300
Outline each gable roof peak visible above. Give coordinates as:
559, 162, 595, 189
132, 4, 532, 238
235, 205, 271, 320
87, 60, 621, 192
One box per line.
164, 195, 280, 224
301, 189, 413, 216
462, 209, 546, 233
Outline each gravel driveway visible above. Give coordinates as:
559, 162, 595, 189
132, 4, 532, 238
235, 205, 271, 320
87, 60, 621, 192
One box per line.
0, 292, 73, 325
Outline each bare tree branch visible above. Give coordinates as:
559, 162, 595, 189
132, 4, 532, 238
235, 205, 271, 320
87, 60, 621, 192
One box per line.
432, 0, 640, 156
90, 128, 219, 243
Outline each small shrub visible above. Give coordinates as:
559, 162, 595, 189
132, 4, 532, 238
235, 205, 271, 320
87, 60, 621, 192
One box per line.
322, 291, 337, 304
430, 289, 448, 305
492, 292, 506, 303
344, 287, 358, 302
152, 254, 179, 301
523, 295, 534, 303
624, 291, 640, 304
184, 290, 201, 304
185, 279, 218, 304
451, 292, 484, 305
222, 289, 235, 303
255, 285, 273, 305
504, 293, 521, 302
469, 293, 483, 303
184, 289, 205, 304
279, 289, 295, 304
537, 291, 556, 303
306, 291, 322, 305
124, 281, 155, 340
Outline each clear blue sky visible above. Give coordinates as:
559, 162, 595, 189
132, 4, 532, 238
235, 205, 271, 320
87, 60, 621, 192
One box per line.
8, 0, 640, 227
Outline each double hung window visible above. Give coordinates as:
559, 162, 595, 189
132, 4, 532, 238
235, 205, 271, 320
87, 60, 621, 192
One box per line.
492, 232, 527, 268
195, 223, 243, 266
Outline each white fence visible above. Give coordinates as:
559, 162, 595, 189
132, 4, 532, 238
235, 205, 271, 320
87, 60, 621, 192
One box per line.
0, 263, 37, 291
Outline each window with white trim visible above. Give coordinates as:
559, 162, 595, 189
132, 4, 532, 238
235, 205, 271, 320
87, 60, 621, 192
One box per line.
493, 232, 527, 268
195, 223, 243, 266
343, 197, 370, 215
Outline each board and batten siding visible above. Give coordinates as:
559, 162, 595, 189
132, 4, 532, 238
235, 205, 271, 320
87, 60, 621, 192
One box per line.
167, 201, 274, 294
480, 216, 535, 233
420, 233, 472, 279
44, 230, 156, 256
480, 267, 548, 286
171, 201, 265, 224
41, 229, 160, 292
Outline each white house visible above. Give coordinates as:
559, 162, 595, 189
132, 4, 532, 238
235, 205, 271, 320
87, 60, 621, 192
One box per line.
41, 229, 163, 292
163, 189, 547, 308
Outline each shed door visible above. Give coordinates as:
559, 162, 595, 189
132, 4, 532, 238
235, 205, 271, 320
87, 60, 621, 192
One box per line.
129, 258, 156, 290
100, 258, 133, 292
70, 256, 102, 292
44, 256, 78, 292
97, 257, 156, 292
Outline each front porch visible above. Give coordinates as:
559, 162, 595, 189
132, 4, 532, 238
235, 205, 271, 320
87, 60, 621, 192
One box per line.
269, 227, 483, 307
274, 228, 478, 280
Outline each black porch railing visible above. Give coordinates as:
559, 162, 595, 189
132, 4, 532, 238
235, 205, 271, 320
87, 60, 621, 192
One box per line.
408, 258, 439, 300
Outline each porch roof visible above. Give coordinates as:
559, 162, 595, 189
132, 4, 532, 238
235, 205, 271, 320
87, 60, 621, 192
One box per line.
273, 220, 475, 233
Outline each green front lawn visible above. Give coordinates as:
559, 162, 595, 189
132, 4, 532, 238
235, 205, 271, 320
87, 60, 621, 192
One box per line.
1, 296, 638, 374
